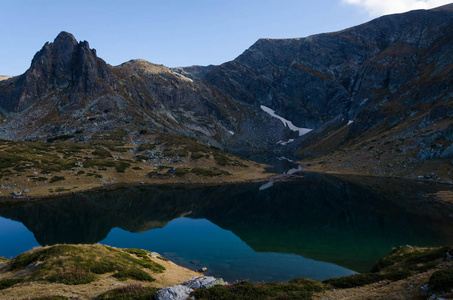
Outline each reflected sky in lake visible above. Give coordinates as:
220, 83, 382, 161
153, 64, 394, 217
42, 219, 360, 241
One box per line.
101, 217, 355, 282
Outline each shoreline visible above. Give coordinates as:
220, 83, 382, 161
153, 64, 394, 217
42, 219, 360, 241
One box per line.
1, 168, 452, 204
1, 244, 452, 299
0, 172, 311, 203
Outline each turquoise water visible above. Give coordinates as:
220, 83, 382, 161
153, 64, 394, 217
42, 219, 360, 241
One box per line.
0, 173, 452, 282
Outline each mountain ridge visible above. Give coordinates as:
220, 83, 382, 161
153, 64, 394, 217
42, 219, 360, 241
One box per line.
0, 5, 452, 179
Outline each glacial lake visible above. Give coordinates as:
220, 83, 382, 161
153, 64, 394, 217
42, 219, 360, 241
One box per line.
1, 173, 453, 282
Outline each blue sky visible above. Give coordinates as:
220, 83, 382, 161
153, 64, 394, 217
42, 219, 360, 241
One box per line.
1, 0, 451, 75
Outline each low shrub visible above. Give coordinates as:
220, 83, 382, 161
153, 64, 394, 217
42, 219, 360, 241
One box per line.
22, 296, 68, 300
10, 245, 78, 270
191, 168, 230, 176
429, 268, 453, 292
324, 273, 384, 288
113, 267, 155, 282
92, 148, 111, 158
124, 248, 148, 259
46, 269, 96, 285
96, 283, 159, 299
0, 278, 23, 289
49, 176, 65, 183
192, 279, 324, 300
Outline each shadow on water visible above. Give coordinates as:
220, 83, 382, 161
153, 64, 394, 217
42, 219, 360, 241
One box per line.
1, 173, 453, 274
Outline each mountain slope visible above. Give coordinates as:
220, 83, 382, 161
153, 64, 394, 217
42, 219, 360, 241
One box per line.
0, 5, 452, 176
201, 5, 453, 146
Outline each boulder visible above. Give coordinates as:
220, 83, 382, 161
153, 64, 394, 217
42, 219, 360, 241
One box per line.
154, 285, 193, 300
440, 144, 453, 158
425, 173, 437, 179
182, 276, 226, 289
417, 147, 441, 160
148, 252, 161, 258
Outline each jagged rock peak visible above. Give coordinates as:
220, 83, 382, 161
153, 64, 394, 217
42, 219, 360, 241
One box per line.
54, 31, 78, 46
0, 31, 113, 113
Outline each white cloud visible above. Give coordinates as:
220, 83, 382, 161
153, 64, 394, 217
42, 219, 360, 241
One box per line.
342, 0, 453, 16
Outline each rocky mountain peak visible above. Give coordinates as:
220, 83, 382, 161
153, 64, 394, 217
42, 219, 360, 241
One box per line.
0, 32, 113, 113
53, 31, 78, 47
29, 31, 98, 89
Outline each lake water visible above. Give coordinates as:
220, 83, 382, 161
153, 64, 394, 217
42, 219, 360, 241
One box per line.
0, 173, 452, 282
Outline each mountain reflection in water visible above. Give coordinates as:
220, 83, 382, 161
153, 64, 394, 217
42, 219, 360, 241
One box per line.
1, 173, 453, 279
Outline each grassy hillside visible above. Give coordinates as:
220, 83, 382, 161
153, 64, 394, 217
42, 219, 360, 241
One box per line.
0, 133, 272, 198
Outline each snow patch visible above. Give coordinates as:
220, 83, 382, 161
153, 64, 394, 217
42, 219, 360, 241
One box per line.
347, 120, 354, 125
259, 182, 274, 191
228, 131, 235, 135
285, 165, 302, 175
277, 157, 294, 162
260, 105, 312, 136
277, 139, 294, 145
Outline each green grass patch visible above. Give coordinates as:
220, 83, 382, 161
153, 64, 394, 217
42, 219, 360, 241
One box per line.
191, 152, 207, 159
191, 167, 230, 177
213, 153, 247, 167
174, 168, 190, 176
372, 246, 450, 274
47, 135, 75, 143
124, 248, 149, 259
46, 269, 97, 285
134, 155, 149, 161
92, 148, 112, 158
137, 143, 156, 152
192, 279, 324, 300
324, 273, 385, 288
10, 245, 79, 270
112, 267, 155, 282
118, 252, 165, 273
27, 296, 69, 300
84, 159, 131, 173
325, 246, 450, 289
429, 268, 453, 292
49, 176, 65, 183
0, 278, 23, 289
9, 245, 164, 287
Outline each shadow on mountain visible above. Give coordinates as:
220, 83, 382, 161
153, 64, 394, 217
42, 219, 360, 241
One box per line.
1, 173, 453, 272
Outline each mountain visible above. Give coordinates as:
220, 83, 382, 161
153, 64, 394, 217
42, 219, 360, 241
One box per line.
0, 32, 293, 152
0, 5, 452, 177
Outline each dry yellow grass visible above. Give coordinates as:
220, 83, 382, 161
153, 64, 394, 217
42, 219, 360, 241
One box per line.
0, 76, 12, 81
